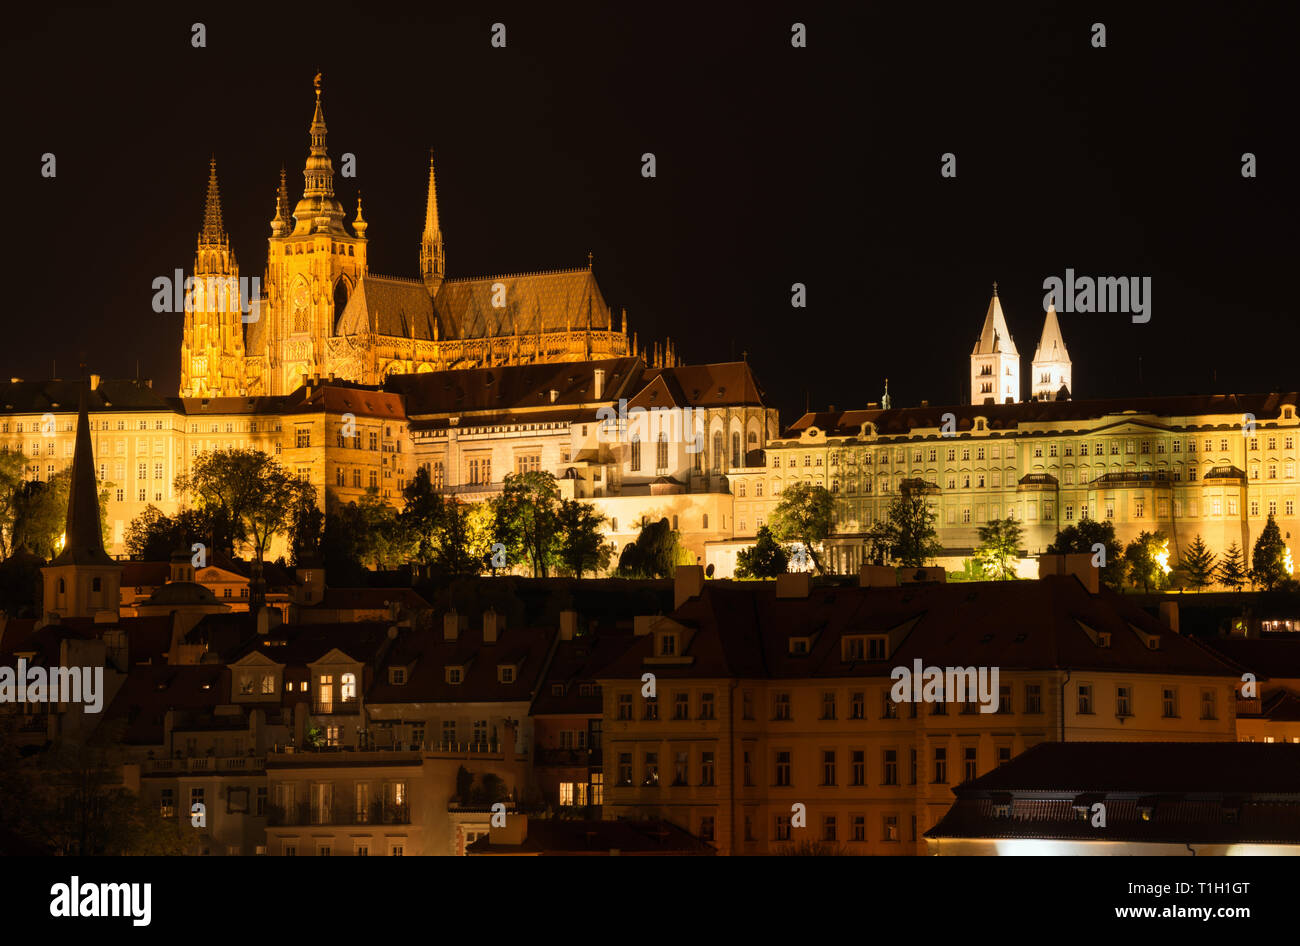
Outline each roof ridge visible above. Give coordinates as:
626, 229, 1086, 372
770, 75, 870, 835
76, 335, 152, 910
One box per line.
445, 266, 593, 283
364, 273, 428, 286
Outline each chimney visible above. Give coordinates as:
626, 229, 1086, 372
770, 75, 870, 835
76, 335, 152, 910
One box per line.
89, 374, 101, 391
489, 812, 528, 847
559, 610, 578, 640
775, 572, 812, 598
256, 607, 272, 635
594, 368, 606, 399
674, 565, 705, 609
443, 609, 465, 641
483, 608, 504, 643
1037, 552, 1099, 595
549, 389, 559, 403
1159, 601, 1180, 634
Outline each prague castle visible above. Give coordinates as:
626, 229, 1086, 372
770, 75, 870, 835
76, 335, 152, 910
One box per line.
181, 77, 647, 399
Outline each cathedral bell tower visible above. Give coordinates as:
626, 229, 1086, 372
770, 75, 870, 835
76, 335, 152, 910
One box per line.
180, 158, 246, 397
262, 74, 368, 394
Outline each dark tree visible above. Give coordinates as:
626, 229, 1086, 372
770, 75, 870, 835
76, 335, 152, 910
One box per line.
735, 525, 790, 579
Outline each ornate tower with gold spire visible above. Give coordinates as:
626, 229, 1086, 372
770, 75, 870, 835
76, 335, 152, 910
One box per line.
420, 150, 445, 296
256, 74, 368, 394
180, 158, 246, 397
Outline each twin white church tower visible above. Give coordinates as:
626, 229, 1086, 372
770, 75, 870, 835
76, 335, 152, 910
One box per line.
969, 282, 1072, 406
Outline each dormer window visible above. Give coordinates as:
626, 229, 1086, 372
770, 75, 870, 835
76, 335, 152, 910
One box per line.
659, 634, 677, 656
789, 637, 810, 656
552, 683, 565, 697
389, 667, 407, 685
498, 665, 516, 684
1097, 632, 1111, 648
446, 667, 463, 685
842, 637, 865, 661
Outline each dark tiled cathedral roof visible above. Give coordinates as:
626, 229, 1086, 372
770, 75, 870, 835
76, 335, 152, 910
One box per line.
434, 268, 612, 339
335, 275, 438, 339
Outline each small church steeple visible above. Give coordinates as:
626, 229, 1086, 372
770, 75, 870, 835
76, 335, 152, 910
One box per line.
42, 372, 120, 622
970, 282, 1021, 405
1031, 297, 1072, 400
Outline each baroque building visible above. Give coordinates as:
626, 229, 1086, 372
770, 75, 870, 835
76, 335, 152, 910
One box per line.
182, 77, 643, 399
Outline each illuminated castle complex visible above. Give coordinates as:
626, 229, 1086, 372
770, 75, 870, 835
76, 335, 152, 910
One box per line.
180, 77, 664, 398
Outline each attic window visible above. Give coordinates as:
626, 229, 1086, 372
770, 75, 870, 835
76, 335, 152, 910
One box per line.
1097, 632, 1111, 648
789, 637, 810, 656
498, 665, 515, 684
1147, 637, 1161, 650
579, 683, 595, 697
446, 667, 463, 685
551, 683, 565, 697
658, 633, 677, 657
992, 802, 1011, 819
389, 667, 407, 685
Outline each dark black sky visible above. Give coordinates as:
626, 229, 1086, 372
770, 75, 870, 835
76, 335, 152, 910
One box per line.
3, 2, 1296, 424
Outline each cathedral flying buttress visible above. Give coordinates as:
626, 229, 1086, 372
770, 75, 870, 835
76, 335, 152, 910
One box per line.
184, 76, 663, 399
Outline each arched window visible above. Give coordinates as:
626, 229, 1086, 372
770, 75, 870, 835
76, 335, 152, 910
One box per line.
657, 432, 668, 472
333, 278, 350, 324
712, 432, 724, 472
732, 432, 741, 468
630, 435, 641, 472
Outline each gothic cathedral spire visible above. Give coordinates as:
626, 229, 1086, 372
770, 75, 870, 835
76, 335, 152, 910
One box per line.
421, 150, 446, 296
181, 157, 245, 398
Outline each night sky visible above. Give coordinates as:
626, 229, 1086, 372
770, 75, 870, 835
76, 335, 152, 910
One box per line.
3, 2, 1296, 424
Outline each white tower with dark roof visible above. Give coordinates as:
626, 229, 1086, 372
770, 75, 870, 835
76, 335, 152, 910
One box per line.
970, 283, 1020, 405
1031, 299, 1072, 400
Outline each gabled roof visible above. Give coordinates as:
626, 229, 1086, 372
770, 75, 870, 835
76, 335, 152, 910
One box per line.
927, 742, 1300, 844
367, 624, 554, 704
596, 576, 1238, 682
336, 275, 438, 339
532, 630, 639, 715
101, 664, 228, 745
388, 357, 640, 418
229, 621, 394, 667
638, 361, 769, 409
0, 378, 172, 415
